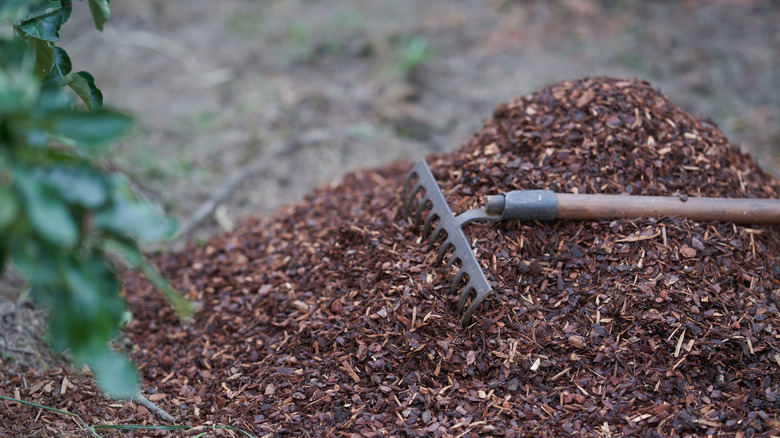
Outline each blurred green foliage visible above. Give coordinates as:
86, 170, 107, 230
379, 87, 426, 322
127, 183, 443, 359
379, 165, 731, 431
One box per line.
396, 34, 431, 78
1, 0, 193, 398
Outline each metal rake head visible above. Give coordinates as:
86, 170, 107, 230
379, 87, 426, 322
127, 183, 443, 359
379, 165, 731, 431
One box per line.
401, 159, 494, 326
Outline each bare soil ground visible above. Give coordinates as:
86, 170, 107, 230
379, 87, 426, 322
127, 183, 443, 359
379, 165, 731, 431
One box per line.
1, 0, 779, 430
63, 0, 780, 243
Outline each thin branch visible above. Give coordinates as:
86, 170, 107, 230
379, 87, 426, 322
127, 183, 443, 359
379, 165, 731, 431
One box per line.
100, 28, 233, 89
130, 391, 177, 423
176, 128, 341, 239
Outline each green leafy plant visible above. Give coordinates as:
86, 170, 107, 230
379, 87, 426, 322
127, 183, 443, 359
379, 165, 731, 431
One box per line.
1, 0, 194, 398
396, 34, 432, 77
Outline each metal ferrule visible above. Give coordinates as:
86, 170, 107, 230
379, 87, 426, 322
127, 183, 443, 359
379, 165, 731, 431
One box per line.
485, 190, 559, 221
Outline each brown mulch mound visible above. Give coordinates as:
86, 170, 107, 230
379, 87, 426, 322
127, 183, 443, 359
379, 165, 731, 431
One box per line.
3, 77, 780, 437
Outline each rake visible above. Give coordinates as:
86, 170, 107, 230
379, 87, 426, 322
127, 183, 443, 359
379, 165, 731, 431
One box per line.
401, 158, 780, 326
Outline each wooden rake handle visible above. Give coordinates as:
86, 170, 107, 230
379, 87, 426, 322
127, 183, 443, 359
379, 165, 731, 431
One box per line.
484, 191, 780, 225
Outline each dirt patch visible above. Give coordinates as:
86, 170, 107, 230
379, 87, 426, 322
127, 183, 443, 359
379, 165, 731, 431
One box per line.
3, 77, 779, 436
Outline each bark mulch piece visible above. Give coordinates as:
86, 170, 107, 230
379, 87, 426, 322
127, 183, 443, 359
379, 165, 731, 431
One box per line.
3, 77, 780, 437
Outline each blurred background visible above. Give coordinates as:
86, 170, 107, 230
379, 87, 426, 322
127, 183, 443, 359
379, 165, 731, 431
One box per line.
61, 0, 780, 244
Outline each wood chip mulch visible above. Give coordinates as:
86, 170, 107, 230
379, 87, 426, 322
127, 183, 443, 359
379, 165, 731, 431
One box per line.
2, 77, 780, 437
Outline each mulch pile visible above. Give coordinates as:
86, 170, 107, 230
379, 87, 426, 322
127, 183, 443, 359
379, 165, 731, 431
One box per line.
3, 77, 780, 437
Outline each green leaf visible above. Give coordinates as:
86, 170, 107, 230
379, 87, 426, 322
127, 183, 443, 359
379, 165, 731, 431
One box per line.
0, 74, 39, 113
62, 256, 115, 316
46, 254, 124, 352
46, 166, 108, 208
0, 237, 6, 274
49, 110, 131, 149
13, 167, 78, 246
104, 237, 196, 320
140, 258, 196, 320
0, 0, 36, 22
14, 142, 83, 166
0, 38, 40, 113
89, 351, 139, 399
8, 239, 59, 288
15, 2, 71, 42
1, 1, 55, 23
31, 80, 72, 115
95, 175, 176, 242
24, 128, 50, 147
0, 187, 20, 229
29, 36, 53, 79
17, 1, 62, 21
95, 200, 175, 242
399, 35, 432, 76
87, 0, 110, 31
44, 45, 71, 81
102, 236, 143, 265
60, 71, 103, 110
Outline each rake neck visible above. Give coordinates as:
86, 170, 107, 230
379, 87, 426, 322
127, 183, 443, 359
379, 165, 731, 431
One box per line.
455, 209, 502, 227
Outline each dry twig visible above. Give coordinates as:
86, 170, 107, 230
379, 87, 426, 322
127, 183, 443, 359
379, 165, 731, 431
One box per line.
176, 128, 340, 239
131, 391, 177, 423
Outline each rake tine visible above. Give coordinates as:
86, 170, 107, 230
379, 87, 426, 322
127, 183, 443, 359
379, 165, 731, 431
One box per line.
401, 172, 411, 196
457, 282, 476, 313
422, 210, 438, 239
429, 221, 447, 245
403, 181, 421, 217
444, 254, 461, 272
436, 238, 454, 265
451, 267, 467, 292
459, 286, 491, 325
401, 176, 414, 213
402, 172, 420, 214
401, 167, 418, 201
414, 196, 432, 228
408, 183, 428, 220
460, 290, 478, 322
402, 193, 414, 218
